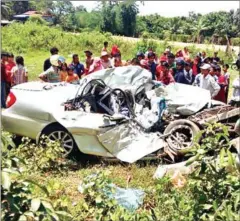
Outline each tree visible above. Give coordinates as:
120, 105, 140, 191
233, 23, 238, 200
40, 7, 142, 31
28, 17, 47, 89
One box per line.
1, 3, 11, 19
191, 18, 208, 43
115, 1, 139, 36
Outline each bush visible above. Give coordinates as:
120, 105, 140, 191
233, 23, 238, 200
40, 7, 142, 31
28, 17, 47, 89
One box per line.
1, 132, 72, 221
1, 22, 135, 60
232, 38, 240, 46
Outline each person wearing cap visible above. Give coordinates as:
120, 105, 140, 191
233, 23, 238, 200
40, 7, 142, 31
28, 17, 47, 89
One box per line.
71, 54, 84, 78
88, 51, 112, 74
65, 64, 79, 84
84, 50, 94, 74
156, 61, 175, 85
1, 52, 8, 108
43, 47, 59, 71
39, 54, 64, 83
199, 63, 220, 98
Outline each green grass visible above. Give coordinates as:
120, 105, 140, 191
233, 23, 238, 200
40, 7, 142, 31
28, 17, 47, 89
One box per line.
23, 162, 158, 219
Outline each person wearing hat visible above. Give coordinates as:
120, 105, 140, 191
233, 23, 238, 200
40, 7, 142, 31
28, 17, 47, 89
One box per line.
198, 63, 220, 98
1, 52, 8, 108
88, 51, 112, 74
71, 54, 85, 78
84, 50, 94, 75
43, 47, 59, 71
156, 61, 175, 85
39, 54, 64, 83
65, 64, 79, 84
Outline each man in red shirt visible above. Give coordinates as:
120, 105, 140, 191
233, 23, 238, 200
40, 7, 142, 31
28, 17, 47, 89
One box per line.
214, 66, 227, 103
5, 53, 16, 96
156, 62, 175, 85
156, 55, 167, 76
1, 52, 8, 108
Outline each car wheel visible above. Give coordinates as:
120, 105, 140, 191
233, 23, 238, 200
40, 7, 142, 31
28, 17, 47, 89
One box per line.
164, 119, 201, 153
42, 125, 78, 158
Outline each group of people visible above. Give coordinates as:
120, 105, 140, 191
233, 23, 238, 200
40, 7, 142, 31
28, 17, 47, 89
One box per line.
1, 52, 28, 108
1, 42, 239, 108
132, 47, 232, 104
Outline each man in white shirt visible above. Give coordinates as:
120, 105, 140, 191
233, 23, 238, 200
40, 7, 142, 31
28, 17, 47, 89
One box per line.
199, 63, 220, 98
229, 76, 240, 107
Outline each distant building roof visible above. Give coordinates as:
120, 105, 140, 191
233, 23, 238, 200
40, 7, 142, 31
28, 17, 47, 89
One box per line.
23, 11, 41, 15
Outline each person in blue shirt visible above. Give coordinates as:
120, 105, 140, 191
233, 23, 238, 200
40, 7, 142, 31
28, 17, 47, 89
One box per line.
71, 54, 85, 78
174, 60, 194, 85
147, 52, 157, 80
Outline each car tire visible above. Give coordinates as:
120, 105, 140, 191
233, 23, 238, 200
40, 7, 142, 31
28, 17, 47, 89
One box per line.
41, 125, 80, 158
164, 119, 201, 153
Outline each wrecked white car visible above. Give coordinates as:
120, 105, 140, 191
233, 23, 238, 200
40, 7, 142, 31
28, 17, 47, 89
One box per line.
2, 66, 239, 163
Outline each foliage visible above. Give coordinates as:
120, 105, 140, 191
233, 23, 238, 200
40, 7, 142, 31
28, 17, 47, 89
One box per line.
1, 121, 240, 221
186, 123, 240, 220
10, 137, 68, 173
1, 132, 72, 221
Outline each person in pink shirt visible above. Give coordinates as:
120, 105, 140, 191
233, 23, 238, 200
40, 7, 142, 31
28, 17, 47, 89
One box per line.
156, 62, 175, 85
88, 51, 112, 74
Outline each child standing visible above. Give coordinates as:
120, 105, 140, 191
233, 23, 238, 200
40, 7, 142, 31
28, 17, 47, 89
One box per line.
65, 65, 79, 84
60, 62, 68, 82
11, 56, 28, 86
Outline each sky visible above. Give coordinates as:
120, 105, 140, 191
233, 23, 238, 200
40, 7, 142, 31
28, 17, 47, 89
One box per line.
71, 1, 239, 17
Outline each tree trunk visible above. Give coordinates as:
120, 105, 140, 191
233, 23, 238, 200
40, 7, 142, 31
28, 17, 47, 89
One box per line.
225, 34, 231, 55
